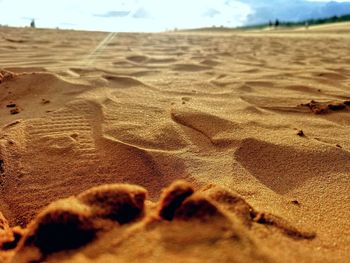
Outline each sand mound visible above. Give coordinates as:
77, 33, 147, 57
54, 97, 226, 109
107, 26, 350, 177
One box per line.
235, 138, 350, 194
158, 181, 194, 220
0, 212, 11, 245
22, 200, 96, 256
4, 181, 316, 262
77, 184, 147, 223
171, 107, 240, 146
0, 70, 89, 126
102, 75, 148, 88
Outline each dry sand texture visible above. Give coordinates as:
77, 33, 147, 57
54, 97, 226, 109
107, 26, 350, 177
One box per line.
0, 25, 350, 262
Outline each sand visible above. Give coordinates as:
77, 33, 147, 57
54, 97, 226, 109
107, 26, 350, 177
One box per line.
0, 25, 349, 262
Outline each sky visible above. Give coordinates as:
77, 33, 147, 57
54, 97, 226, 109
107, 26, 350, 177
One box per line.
0, 0, 349, 32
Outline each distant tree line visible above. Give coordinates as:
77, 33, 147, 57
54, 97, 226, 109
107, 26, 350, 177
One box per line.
241, 13, 350, 30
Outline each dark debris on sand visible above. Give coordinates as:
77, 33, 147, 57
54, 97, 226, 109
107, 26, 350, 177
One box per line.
297, 130, 305, 137
0, 70, 17, 84
300, 100, 350, 114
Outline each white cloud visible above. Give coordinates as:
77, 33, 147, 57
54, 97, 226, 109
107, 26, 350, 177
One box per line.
0, 0, 252, 32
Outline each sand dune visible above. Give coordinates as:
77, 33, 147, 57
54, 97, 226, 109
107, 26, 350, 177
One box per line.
296, 22, 350, 33
0, 24, 350, 262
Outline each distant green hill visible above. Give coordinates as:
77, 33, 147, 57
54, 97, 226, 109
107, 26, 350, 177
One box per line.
241, 13, 350, 30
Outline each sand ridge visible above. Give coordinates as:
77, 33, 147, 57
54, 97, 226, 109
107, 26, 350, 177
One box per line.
3, 181, 315, 263
0, 25, 350, 262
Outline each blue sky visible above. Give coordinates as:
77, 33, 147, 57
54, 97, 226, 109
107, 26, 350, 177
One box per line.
0, 0, 349, 32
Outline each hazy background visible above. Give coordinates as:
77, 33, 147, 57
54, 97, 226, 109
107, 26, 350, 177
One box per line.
0, 0, 349, 32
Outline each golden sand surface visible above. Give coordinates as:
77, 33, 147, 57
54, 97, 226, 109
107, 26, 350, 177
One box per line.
0, 24, 349, 262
